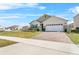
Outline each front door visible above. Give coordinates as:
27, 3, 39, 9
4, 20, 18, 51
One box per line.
41, 24, 45, 31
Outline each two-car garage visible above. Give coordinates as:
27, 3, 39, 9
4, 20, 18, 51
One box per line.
45, 24, 64, 32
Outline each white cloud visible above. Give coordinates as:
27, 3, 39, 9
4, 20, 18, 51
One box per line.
24, 14, 42, 16
56, 13, 74, 20
0, 15, 23, 19
0, 13, 43, 19
68, 6, 79, 14
0, 4, 12, 10
0, 4, 23, 10
25, 3, 39, 7
0, 19, 5, 22
0, 19, 6, 25
0, 3, 46, 10
0, 16, 19, 18
25, 3, 46, 10
38, 6, 46, 10
0, 4, 11, 10
0, 0, 46, 3
68, 20, 73, 24
56, 14, 68, 19
19, 23, 30, 26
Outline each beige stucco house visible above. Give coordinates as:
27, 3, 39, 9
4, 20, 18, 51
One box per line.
74, 14, 79, 29
30, 14, 67, 32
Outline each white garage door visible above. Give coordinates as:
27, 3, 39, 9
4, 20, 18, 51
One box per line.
45, 24, 64, 32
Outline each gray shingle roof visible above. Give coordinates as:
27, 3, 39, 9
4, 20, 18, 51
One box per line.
36, 14, 52, 23
30, 14, 67, 24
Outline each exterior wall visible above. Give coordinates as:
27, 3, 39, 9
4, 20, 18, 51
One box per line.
74, 15, 79, 28
5, 28, 12, 32
0, 27, 5, 31
42, 17, 67, 27
30, 21, 40, 27
37, 14, 51, 22
30, 20, 42, 31
68, 23, 74, 29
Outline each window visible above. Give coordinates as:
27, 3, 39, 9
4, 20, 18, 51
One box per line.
31, 25, 38, 28
46, 24, 63, 26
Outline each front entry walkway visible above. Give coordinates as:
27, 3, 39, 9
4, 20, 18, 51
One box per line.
0, 43, 71, 55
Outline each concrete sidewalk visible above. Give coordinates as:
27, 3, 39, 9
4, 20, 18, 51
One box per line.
0, 36, 79, 54
0, 43, 71, 55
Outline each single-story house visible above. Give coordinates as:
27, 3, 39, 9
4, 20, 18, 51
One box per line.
6, 25, 19, 30
0, 26, 5, 31
5, 28, 12, 32
21, 26, 30, 31
30, 14, 67, 32
69, 23, 74, 29
74, 14, 79, 29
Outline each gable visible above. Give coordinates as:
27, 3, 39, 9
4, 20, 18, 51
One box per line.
36, 14, 51, 23
30, 20, 40, 26
43, 16, 67, 26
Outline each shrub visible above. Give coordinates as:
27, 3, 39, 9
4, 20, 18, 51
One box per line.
64, 29, 67, 32
76, 27, 79, 32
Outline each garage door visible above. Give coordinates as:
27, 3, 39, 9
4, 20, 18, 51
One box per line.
45, 24, 64, 32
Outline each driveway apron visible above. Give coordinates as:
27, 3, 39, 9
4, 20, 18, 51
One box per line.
33, 32, 73, 43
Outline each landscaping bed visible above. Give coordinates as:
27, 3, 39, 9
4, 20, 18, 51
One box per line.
0, 39, 16, 47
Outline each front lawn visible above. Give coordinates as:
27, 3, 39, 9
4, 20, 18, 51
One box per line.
0, 32, 39, 38
67, 31, 79, 44
0, 39, 16, 47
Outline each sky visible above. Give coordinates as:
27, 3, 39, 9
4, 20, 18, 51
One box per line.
0, 3, 79, 26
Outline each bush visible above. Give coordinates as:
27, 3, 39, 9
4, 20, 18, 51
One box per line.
71, 29, 79, 33
71, 30, 76, 32
26, 28, 37, 32
37, 28, 39, 31
64, 29, 67, 32
76, 27, 79, 32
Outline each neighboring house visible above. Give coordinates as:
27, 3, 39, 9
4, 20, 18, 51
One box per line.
6, 25, 19, 31
69, 23, 74, 29
5, 25, 30, 31
30, 14, 67, 32
5, 28, 12, 31
21, 26, 30, 31
74, 14, 79, 29
0, 26, 5, 31
5, 27, 12, 31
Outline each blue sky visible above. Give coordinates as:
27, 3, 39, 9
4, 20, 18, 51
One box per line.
0, 3, 79, 26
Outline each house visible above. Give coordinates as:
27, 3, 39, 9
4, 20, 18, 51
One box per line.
69, 23, 74, 29
30, 14, 67, 32
5, 25, 30, 32
74, 14, 79, 29
5, 27, 12, 31
0, 26, 5, 31
21, 25, 30, 31
6, 25, 19, 31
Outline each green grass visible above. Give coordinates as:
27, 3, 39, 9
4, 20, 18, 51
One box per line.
67, 31, 79, 44
0, 32, 39, 38
0, 39, 16, 47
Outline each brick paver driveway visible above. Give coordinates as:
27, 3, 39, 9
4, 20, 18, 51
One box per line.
33, 32, 73, 43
